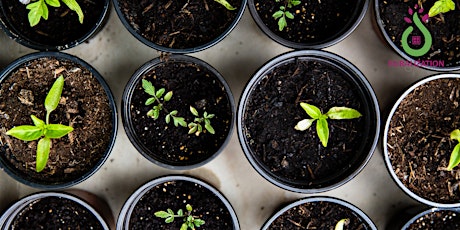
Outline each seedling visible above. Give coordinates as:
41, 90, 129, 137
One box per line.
188, 106, 215, 136
20, 0, 84, 27
294, 102, 362, 147
5, 75, 73, 172
428, 0, 455, 17
334, 218, 350, 230
272, 0, 301, 31
214, 0, 236, 10
154, 204, 205, 230
447, 129, 460, 170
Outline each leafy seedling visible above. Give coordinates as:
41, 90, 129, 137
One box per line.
447, 129, 460, 170
6, 75, 73, 172
294, 102, 362, 147
155, 204, 205, 230
334, 218, 350, 230
214, 0, 236, 10
272, 0, 301, 31
21, 0, 84, 27
428, 0, 455, 17
188, 106, 215, 136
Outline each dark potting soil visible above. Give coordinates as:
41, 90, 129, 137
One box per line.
0, 0, 106, 48
129, 60, 232, 166
407, 210, 460, 230
253, 0, 364, 44
243, 59, 367, 185
387, 78, 460, 204
10, 196, 104, 229
0, 57, 113, 184
379, 0, 460, 68
118, 0, 241, 49
128, 180, 234, 229
267, 201, 371, 229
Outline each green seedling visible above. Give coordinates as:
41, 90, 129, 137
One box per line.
214, 0, 236, 10
447, 129, 460, 170
334, 218, 350, 230
188, 106, 215, 136
429, 0, 455, 17
21, 0, 84, 27
6, 75, 73, 172
154, 204, 205, 230
272, 0, 301, 31
294, 102, 362, 147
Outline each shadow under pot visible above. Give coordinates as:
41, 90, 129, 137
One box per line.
122, 55, 234, 169
262, 196, 377, 229
383, 74, 460, 208
117, 175, 240, 229
0, 0, 110, 51
237, 50, 380, 193
0, 191, 113, 229
0, 52, 117, 189
386, 206, 460, 230
112, 0, 246, 53
247, 0, 369, 49
374, 0, 460, 71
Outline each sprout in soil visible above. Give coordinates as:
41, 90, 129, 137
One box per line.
294, 102, 362, 147
272, 0, 301, 31
447, 129, 460, 170
214, 0, 236, 10
188, 106, 215, 136
5, 75, 73, 172
20, 0, 84, 27
154, 204, 205, 230
334, 218, 350, 230
429, 0, 455, 18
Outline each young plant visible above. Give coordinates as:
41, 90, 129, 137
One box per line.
294, 102, 362, 147
214, 0, 236, 10
188, 106, 215, 136
5, 75, 73, 172
428, 0, 455, 17
142, 79, 186, 127
334, 218, 350, 230
272, 0, 301, 31
20, 0, 84, 27
154, 204, 205, 230
447, 129, 460, 170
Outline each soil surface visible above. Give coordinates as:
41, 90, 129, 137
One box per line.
128, 180, 234, 229
379, 0, 460, 68
0, 0, 106, 48
407, 210, 460, 229
253, 0, 364, 44
118, 0, 241, 49
129, 59, 232, 166
10, 196, 104, 229
0, 57, 113, 184
387, 78, 460, 204
242, 58, 368, 187
267, 201, 371, 229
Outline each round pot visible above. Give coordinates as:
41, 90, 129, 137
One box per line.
383, 74, 460, 208
117, 175, 240, 229
122, 55, 234, 170
0, 0, 110, 51
374, 0, 460, 71
112, 0, 246, 53
237, 50, 380, 193
386, 206, 460, 230
247, 0, 369, 49
0, 52, 118, 189
262, 196, 377, 229
0, 191, 113, 229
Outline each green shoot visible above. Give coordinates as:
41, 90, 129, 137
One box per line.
294, 102, 362, 147
214, 0, 236, 10
188, 106, 215, 136
334, 218, 350, 230
429, 0, 455, 17
23, 0, 84, 27
447, 129, 460, 170
154, 204, 205, 230
272, 0, 301, 31
6, 75, 73, 172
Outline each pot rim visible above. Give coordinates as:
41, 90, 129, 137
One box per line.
401, 207, 460, 229
0, 51, 118, 189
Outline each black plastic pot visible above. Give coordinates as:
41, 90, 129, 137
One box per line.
383, 74, 460, 208
112, 0, 246, 53
0, 52, 118, 189
0, 191, 114, 229
261, 196, 377, 229
247, 0, 369, 49
122, 54, 234, 170
0, 0, 110, 51
237, 50, 380, 193
116, 175, 240, 229
386, 206, 460, 229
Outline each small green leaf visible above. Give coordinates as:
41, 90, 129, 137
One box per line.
165, 114, 171, 124
164, 91, 173, 101
165, 216, 174, 223
31, 115, 45, 128
214, 0, 236, 10
194, 219, 205, 227
285, 11, 294, 19
205, 113, 215, 119
186, 204, 193, 212
154, 211, 170, 218
326, 107, 362, 120
180, 223, 188, 230
36, 137, 51, 172
190, 106, 199, 117
300, 103, 322, 119
205, 123, 215, 134
291, 0, 301, 6
174, 117, 187, 127
447, 143, 460, 170
167, 209, 174, 215
170, 110, 178, 116
316, 118, 329, 147
294, 119, 315, 131
429, 0, 455, 17
45, 75, 65, 115
153, 110, 160, 120
6, 125, 43, 141
177, 209, 184, 216
142, 79, 156, 96
45, 0, 60, 7
147, 109, 155, 117
156, 88, 165, 98
278, 15, 287, 31
188, 125, 198, 134
26, 0, 48, 27
450, 129, 460, 141
335, 218, 350, 230
145, 97, 156, 105
272, 11, 284, 19
61, 0, 84, 23
44, 124, 73, 139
